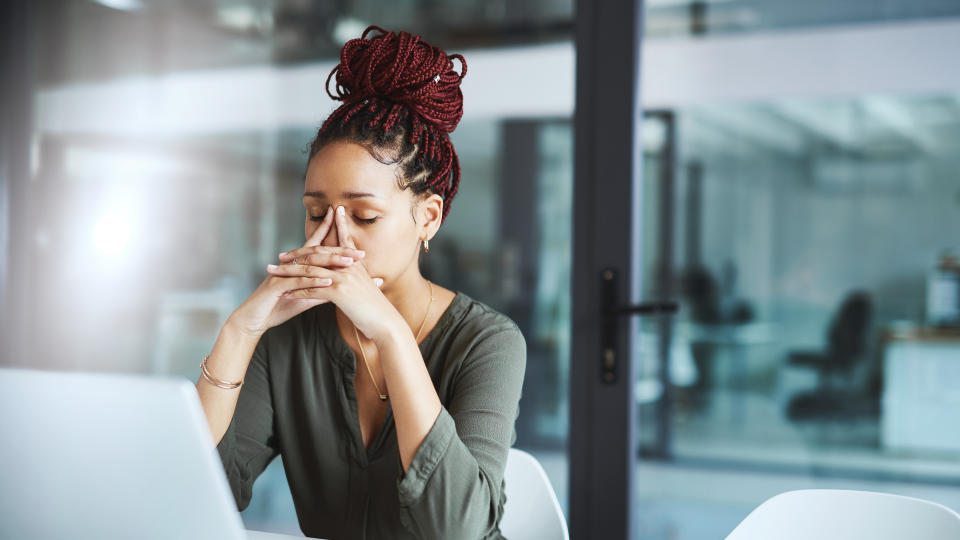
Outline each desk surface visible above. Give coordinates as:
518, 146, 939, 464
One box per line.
246, 529, 316, 540
881, 325, 960, 343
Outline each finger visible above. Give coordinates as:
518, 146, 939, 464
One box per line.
335, 205, 357, 250
283, 285, 335, 300
304, 204, 336, 247
267, 263, 340, 278
282, 289, 334, 302
277, 251, 354, 268
283, 276, 382, 298
278, 276, 336, 293
304, 252, 356, 267
280, 296, 330, 306
278, 245, 365, 263
281, 277, 381, 305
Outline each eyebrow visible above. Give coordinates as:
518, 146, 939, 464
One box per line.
303, 190, 382, 200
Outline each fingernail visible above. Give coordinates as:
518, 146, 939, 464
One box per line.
267, 264, 278, 270
355, 250, 365, 257
337, 205, 345, 216
278, 251, 288, 258
340, 256, 353, 264
374, 278, 383, 287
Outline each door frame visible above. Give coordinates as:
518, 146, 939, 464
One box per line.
569, 0, 647, 538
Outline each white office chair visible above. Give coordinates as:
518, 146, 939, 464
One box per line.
500, 448, 569, 540
726, 489, 960, 540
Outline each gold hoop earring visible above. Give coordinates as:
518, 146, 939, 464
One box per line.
422, 239, 429, 253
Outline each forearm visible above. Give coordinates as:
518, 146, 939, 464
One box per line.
396, 413, 503, 540
374, 319, 443, 474
195, 319, 263, 446
389, 323, 527, 539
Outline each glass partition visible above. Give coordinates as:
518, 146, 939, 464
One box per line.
636, 92, 960, 538
25, 3, 575, 530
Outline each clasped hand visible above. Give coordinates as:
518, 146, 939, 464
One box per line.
268, 204, 399, 342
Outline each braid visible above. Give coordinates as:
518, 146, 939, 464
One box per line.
309, 26, 467, 224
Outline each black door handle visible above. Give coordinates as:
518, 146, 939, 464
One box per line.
600, 267, 678, 384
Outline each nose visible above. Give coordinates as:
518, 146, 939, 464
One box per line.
320, 217, 339, 247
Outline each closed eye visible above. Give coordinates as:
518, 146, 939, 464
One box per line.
309, 212, 379, 225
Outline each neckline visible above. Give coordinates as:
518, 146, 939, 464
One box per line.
320, 290, 466, 373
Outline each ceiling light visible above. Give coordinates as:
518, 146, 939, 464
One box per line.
91, 0, 144, 11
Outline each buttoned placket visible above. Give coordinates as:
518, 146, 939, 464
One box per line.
336, 345, 395, 468
335, 344, 396, 540
319, 294, 463, 537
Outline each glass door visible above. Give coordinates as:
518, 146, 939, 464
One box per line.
634, 96, 960, 539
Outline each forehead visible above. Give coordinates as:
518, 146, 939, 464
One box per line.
304, 141, 402, 202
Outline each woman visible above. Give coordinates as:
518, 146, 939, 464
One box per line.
195, 25, 527, 540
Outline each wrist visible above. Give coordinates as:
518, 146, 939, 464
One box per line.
201, 319, 264, 385
223, 316, 265, 344
370, 314, 410, 347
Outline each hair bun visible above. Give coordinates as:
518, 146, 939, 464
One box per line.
325, 25, 467, 134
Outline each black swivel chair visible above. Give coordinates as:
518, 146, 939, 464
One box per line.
786, 290, 874, 420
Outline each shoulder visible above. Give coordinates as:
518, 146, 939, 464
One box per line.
447, 291, 526, 354
442, 292, 527, 397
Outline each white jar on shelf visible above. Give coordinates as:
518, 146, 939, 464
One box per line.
926, 251, 960, 328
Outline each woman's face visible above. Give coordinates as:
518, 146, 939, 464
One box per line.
303, 140, 439, 284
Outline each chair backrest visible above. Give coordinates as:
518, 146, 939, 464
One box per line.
826, 290, 872, 364
726, 489, 960, 540
500, 448, 569, 540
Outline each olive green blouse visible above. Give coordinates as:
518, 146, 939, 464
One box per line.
215, 290, 527, 540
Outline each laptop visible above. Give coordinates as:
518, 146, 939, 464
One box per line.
0, 367, 305, 540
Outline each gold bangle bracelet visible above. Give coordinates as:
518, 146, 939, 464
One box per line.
200, 354, 243, 389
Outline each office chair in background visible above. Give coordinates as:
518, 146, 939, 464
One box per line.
786, 290, 875, 420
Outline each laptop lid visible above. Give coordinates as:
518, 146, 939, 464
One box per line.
0, 367, 247, 540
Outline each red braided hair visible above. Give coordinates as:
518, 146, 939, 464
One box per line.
308, 25, 467, 225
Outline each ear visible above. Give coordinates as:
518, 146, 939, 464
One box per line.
417, 193, 444, 241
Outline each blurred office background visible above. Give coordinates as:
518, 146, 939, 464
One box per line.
3, 1, 960, 538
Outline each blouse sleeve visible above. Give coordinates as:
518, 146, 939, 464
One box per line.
395, 321, 527, 540
215, 330, 280, 512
